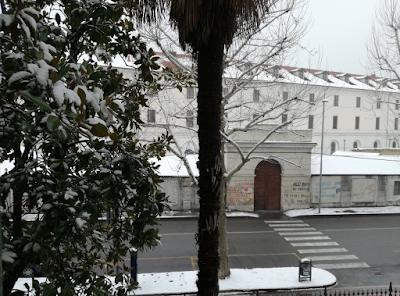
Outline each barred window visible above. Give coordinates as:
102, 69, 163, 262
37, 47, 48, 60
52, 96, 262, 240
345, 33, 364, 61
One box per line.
186, 110, 194, 127
333, 116, 338, 129
253, 89, 260, 102
147, 109, 156, 123
334, 95, 339, 106
308, 115, 314, 129
356, 97, 361, 108
394, 181, 400, 195
187, 87, 195, 100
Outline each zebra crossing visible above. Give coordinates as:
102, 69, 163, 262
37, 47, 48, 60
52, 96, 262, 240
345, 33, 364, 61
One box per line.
266, 219, 370, 270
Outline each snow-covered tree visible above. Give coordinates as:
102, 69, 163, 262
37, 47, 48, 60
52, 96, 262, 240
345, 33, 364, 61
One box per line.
0, 1, 170, 295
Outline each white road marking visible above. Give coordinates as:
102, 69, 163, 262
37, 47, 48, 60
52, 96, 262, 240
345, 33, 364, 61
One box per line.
265, 220, 303, 223
298, 248, 348, 254
269, 224, 309, 227
279, 232, 323, 236
305, 255, 359, 261
291, 242, 339, 247
313, 262, 370, 269
273, 228, 315, 231
284, 236, 330, 241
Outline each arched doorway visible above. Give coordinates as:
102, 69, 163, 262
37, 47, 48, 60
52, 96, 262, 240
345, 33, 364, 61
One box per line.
254, 160, 281, 211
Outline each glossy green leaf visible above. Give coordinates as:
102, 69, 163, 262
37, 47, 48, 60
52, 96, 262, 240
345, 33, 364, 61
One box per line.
91, 123, 108, 137
47, 115, 61, 132
20, 90, 52, 112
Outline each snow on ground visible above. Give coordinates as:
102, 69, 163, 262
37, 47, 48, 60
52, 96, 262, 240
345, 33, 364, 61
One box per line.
284, 206, 400, 217
133, 268, 336, 295
14, 268, 336, 296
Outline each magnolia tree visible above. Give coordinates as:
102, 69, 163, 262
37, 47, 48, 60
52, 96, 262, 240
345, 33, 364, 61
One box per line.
136, 0, 323, 278
0, 1, 170, 295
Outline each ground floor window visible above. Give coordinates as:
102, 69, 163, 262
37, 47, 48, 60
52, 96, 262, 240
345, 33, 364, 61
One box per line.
394, 181, 400, 195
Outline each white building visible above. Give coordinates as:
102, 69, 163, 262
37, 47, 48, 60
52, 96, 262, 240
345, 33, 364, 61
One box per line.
116, 58, 400, 212
118, 59, 400, 156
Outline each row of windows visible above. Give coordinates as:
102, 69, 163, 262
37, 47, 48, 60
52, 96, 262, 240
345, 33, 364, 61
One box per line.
151, 108, 399, 131
280, 113, 399, 131
252, 90, 400, 110
330, 140, 397, 154
147, 110, 195, 127
331, 116, 398, 130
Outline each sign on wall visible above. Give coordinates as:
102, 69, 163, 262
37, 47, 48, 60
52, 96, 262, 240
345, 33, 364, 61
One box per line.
312, 177, 341, 203
227, 181, 254, 205
352, 178, 376, 202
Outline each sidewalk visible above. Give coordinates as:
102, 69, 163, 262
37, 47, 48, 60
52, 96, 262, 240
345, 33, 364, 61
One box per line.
161, 206, 400, 219
131, 267, 336, 295
14, 268, 337, 295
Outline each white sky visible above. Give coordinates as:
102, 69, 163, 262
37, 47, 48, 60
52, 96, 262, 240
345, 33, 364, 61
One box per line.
295, 0, 384, 75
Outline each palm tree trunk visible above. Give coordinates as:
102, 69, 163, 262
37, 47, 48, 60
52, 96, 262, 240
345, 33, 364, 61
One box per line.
196, 32, 224, 296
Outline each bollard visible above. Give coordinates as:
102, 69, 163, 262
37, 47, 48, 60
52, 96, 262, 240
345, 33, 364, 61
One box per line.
130, 247, 138, 286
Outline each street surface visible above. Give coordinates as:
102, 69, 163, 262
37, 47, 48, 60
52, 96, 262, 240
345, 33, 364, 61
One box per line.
135, 214, 400, 289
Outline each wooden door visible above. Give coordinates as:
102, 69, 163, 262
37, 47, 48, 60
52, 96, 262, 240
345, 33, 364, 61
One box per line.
254, 161, 281, 211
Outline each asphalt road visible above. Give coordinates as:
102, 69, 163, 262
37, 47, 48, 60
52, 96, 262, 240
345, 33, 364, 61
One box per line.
135, 214, 400, 289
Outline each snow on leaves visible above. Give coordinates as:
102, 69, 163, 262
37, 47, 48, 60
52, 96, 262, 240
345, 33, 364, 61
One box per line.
0, 0, 170, 295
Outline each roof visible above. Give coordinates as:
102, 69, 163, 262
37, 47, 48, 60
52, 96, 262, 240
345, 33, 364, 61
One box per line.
311, 151, 400, 175
152, 154, 199, 177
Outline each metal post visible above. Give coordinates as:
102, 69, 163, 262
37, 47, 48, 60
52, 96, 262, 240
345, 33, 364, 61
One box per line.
130, 247, 138, 286
318, 99, 328, 214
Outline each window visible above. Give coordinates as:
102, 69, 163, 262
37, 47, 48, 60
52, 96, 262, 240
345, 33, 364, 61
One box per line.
331, 142, 336, 154
186, 110, 194, 127
395, 118, 399, 130
356, 97, 361, 108
374, 141, 379, 148
393, 141, 397, 148
377, 98, 381, 109
187, 87, 195, 100
147, 109, 156, 123
396, 100, 400, 110
283, 91, 289, 101
273, 67, 279, 78
376, 117, 380, 130
308, 115, 314, 129
299, 71, 304, 80
282, 113, 288, 123
353, 141, 358, 149
345, 76, 350, 83
223, 87, 229, 96
334, 95, 339, 106
333, 116, 338, 129
253, 89, 260, 102
355, 116, 360, 129
394, 181, 400, 195
322, 72, 328, 81
309, 93, 315, 104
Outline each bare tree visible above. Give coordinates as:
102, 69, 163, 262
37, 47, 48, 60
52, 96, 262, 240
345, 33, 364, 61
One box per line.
368, 0, 400, 79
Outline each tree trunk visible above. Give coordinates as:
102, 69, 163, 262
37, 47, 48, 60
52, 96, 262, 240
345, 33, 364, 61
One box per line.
218, 110, 230, 279
218, 176, 230, 279
196, 32, 224, 296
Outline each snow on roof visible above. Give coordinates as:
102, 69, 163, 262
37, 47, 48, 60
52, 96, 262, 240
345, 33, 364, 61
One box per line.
152, 154, 199, 177
311, 151, 400, 175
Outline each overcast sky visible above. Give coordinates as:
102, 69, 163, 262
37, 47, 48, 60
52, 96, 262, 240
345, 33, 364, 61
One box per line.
295, 0, 384, 75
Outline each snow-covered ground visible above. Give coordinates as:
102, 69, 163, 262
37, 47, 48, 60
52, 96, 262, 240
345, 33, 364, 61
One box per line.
285, 206, 400, 217
14, 268, 336, 295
